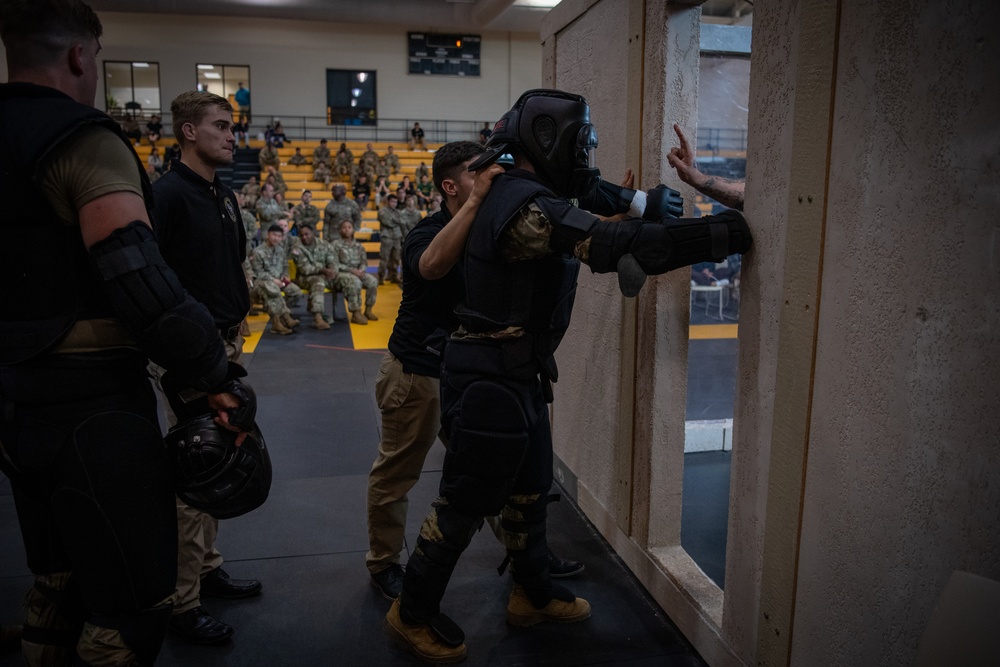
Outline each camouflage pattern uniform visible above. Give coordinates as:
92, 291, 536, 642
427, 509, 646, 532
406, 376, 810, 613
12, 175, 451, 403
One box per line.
258, 143, 280, 169
313, 143, 331, 167
250, 242, 302, 316
331, 237, 378, 312
400, 204, 423, 238
241, 207, 259, 251
360, 149, 379, 171
292, 202, 321, 230
241, 180, 261, 209
269, 171, 288, 195
291, 238, 333, 316
385, 149, 401, 175
288, 151, 307, 166
324, 198, 362, 237
375, 160, 391, 181
415, 163, 430, 181
256, 195, 285, 226
314, 162, 332, 189
377, 204, 405, 283
333, 151, 353, 178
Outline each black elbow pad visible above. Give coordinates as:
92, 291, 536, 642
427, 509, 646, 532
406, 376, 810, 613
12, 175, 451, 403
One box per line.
577, 178, 634, 217
90, 221, 228, 390
587, 210, 752, 286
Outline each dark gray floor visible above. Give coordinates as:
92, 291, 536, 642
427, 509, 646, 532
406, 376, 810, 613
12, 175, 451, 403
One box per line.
0, 322, 711, 666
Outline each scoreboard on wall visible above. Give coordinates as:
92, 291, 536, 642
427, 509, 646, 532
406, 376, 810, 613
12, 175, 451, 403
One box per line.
408, 33, 481, 77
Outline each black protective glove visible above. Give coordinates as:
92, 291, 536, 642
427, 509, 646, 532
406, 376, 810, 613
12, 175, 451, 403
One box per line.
642, 184, 684, 221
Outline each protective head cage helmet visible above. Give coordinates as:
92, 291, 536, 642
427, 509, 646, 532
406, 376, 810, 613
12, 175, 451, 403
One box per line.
164, 415, 272, 519
469, 89, 599, 198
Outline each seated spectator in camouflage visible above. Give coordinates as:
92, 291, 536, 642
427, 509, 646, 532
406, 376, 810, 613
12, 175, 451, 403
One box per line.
314, 160, 332, 190
122, 113, 141, 144
337, 142, 354, 163
256, 182, 285, 227
250, 224, 303, 335
291, 225, 335, 330
353, 173, 372, 210
334, 148, 353, 179
415, 173, 434, 209
292, 190, 321, 230
313, 138, 331, 167
415, 161, 429, 181
145, 162, 160, 184
289, 147, 308, 166
266, 165, 288, 194
331, 220, 378, 325
241, 175, 261, 209
427, 191, 442, 214
237, 192, 259, 250
400, 194, 422, 237
274, 192, 290, 225
373, 175, 391, 209
275, 217, 301, 259
376, 194, 404, 285
258, 141, 280, 169
324, 184, 362, 238
360, 142, 379, 170
375, 158, 391, 181
384, 145, 401, 174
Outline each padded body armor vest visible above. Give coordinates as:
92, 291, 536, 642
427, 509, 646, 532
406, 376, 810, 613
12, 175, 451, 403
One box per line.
0, 83, 152, 364
457, 170, 580, 381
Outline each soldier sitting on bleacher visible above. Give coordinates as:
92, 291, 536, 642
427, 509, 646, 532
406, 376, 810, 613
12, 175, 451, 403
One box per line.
291, 225, 335, 331
265, 165, 288, 195
324, 184, 362, 238
314, 160, 332, 190
292, 190, 321, 230
331, 220, 379, 325
289, 146, 307, 166
258, 141, 280, 169
313, 138, 331, 167
250, 224, 302, 335
256, 182, 284, 227
241, 174, 261, 208
360, 142, 379, 171
384, 145, 401, 175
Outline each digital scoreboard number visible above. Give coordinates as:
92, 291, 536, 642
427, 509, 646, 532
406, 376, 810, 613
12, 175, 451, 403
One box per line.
408, 33, 481, 77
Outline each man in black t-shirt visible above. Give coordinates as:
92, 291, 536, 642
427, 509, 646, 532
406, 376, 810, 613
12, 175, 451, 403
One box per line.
151, 91, 262, 646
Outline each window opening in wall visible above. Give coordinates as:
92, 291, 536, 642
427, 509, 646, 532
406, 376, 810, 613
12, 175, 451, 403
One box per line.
104, 61, 160, 119
326, 69, 377, 126
680, 50, 751, 591
196, 64, 251, 121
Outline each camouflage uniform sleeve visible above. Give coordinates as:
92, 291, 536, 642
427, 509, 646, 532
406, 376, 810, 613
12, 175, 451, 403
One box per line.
351, 201, 362, 226
499, 201, 555, 262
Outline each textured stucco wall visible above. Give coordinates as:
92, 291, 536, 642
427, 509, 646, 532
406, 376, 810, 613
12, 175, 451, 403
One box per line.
550, 0, 632, 512
789, 1, 1000, 664
722, 0, 797, 660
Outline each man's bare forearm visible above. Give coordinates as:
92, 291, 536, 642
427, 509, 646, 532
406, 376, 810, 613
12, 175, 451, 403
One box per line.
697, 175, 745, 212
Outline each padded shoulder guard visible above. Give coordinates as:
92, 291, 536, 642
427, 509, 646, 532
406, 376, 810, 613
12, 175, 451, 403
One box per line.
89, 221, 228, 390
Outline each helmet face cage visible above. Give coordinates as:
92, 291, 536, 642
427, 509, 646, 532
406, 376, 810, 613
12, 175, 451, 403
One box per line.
468, 89, 601, 197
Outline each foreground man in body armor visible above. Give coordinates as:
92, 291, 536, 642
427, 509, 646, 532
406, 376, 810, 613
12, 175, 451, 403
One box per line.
387, 90, 752, 663
0, 1, 252, 664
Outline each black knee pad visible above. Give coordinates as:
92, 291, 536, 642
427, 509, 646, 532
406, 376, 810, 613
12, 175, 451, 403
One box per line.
444, 380, 531, 516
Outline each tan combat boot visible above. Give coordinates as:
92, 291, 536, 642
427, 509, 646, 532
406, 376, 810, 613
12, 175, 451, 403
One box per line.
269, 316, 294, 335
281, 312, 301, 328
364, 306, 379, 321
313, 313, 331, 330
384, 599, 466, 664
505, 583, 591, 627
351, 310, 368, 325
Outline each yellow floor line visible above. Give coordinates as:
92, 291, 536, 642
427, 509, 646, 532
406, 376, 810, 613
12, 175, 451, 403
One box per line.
689, 324, 739, 339
245, 296, 737, 354
350, 281, 403, 349
242, 313, 269, 354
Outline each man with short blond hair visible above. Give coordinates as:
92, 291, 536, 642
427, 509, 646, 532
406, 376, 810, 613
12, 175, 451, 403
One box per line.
151, 89, 263, 645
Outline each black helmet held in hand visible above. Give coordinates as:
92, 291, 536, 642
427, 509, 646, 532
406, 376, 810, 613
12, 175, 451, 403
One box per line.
470, 89, 600, 198
165, 415, 272, 519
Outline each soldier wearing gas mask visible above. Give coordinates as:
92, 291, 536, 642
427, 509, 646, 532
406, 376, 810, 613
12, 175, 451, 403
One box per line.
385, 89, 751, 663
